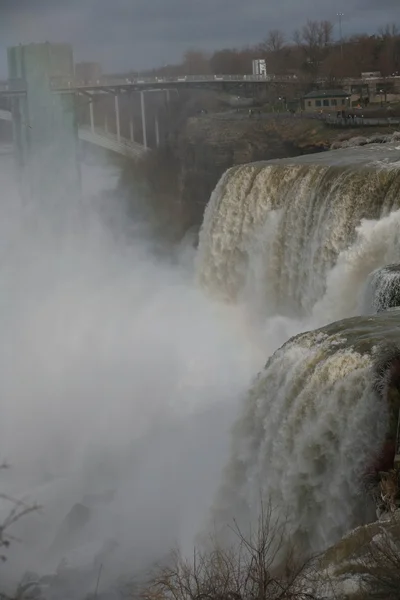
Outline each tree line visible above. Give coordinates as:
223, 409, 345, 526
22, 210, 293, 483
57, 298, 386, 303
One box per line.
142, 20, 400, 85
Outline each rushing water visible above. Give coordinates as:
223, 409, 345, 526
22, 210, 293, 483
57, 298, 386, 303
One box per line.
212, 312, 400, 553
363, 264, 400, 314
197, 143, 400, 553
197, 146, 400, 320
1, 142, 400, 595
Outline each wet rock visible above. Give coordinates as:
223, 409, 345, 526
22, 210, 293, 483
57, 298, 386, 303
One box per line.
317, 511, 400, 598
331, 131, 400, 150
364, 264, 400, 313
348, 136, 368, 146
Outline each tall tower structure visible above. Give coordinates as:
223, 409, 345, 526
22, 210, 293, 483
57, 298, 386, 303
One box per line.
7, 43, 81, 207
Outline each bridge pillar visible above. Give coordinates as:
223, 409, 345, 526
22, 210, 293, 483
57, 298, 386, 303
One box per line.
114, 94, 121, 143
8, 42, 81, 206
140, 91, 147, 149
89, 100, 95, 134
129, 118, 134, 143
155, 115, 160, 148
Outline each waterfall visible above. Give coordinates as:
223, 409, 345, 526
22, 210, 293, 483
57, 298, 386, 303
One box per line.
3, 136, 400, 589
212, 313, 400, 554
362, 264, 400, 314
197, 157, 400, 319
196, 147, 400, 555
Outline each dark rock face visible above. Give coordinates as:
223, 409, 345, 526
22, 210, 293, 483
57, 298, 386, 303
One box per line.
49, 503, 92, 556
364, 265, 400, 313
175, 116, 328, 230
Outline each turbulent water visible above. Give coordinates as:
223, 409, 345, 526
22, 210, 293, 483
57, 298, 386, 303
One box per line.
2, 141, 400, 595
197, 146, 400, 320
196, 143, 400, 555
212, 313, 400, 553
363, 264, 400, 313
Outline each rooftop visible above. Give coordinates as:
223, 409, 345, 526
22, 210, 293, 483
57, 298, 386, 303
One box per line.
303, 89, 349, 99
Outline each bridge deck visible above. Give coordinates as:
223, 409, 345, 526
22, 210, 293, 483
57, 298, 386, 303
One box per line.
0, 109, 147, 158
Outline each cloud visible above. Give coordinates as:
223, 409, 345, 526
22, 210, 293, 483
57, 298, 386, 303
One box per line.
0, 0, 399, 76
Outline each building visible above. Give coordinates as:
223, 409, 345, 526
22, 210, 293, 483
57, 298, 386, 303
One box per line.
8, 43, 81, 206
252, 59, 267, 78
303, 90, 350, 112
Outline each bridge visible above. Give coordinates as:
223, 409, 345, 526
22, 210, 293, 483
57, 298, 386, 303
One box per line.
0, 71, 275, 158
0, 42, 165, 204
0, 73, 275, 96
0, 108, 147, 158
0, 68, 289, 164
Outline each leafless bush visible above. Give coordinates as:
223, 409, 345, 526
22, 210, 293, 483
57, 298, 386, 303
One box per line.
0, 465, 40, 600
139, 503, 321, 600
0, 469, 39, 564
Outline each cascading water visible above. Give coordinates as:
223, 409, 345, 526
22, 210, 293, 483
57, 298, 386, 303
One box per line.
362, 264, 400, 314
2, 137, 400, 595
196, 143, 400, 556
197, 148, 400, 319
211, 313, 400, 554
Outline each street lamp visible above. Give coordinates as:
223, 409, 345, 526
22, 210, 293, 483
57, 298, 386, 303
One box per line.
337, 13, 344, 59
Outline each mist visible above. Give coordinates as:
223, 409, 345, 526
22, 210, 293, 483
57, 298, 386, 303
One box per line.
0, 150, 270, 595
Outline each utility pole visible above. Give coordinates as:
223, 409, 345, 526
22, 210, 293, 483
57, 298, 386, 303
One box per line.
337, 13, 344, 59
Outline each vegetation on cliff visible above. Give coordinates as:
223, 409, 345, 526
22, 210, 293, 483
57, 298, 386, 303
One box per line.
143, 20, 400, 91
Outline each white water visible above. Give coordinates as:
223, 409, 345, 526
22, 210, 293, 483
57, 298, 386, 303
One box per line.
197, 157, 400, 320
212, 331, 389, 553
197, 152, 400, 554
362, 264, 400, 314
1, 146, 400, 592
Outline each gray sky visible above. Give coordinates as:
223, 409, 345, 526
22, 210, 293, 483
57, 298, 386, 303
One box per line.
0, 0, 399, 76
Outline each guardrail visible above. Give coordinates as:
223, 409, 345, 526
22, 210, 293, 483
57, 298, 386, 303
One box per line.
0, 75, 275, 93
48, 74, 276, 90
324, 116, 400, 128
0, 78, 26, 92
2, 73, 400, 94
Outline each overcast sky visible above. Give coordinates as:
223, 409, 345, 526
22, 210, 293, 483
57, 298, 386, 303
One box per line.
0, 0, 399, 76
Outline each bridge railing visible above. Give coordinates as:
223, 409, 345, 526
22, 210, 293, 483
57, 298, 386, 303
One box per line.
48, 73, 276, 90
0, 78, 26, 92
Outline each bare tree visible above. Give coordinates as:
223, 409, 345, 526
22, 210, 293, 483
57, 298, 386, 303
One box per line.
0, 466, 40, 600
263, 30, 286, 54
378, 23, 400, 40
183, 51, 211, 75
139, 503, 321, 600
0, 464, 39, 565
209, 49, 243, 75
293, 20, 334, 78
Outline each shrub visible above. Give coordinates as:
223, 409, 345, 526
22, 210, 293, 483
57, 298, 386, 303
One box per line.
139, 503, 322, 600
